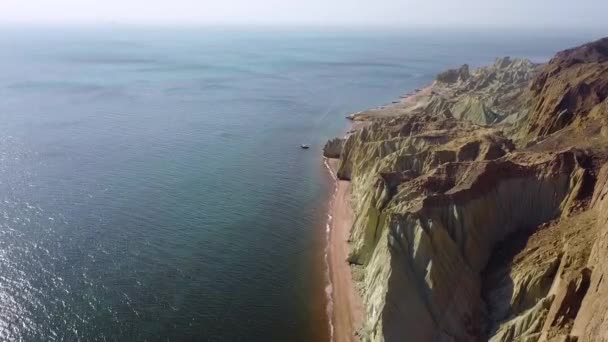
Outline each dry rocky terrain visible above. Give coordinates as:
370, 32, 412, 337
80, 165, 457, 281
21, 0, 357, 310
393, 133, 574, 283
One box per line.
324, 37, 608, 341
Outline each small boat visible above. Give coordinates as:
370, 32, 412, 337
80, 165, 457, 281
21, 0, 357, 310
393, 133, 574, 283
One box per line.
300, 144, 310, 149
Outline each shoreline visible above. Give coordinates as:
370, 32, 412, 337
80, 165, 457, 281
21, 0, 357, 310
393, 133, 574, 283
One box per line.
315, 40, 608, 340
323, 157, 363, 342
322, 84, 435, 341
345, 84, 434, 122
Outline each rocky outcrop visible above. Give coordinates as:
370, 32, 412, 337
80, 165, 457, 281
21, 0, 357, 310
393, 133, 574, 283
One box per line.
345, 57, 539, 126
326, 37, 608, 342
517, 37, 608, 141
429, 57, 538, 125
568, 163, 608, 341
337, 113, 587, 341
436, 64, 471, 84
324, 137, 344, 158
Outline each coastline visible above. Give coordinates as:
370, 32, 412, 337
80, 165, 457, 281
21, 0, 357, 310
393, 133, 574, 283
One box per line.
318, 46, 608, 341
321, 84, 435, 341
323, 157, 363, 342
317, 39, 608, 341
345, 84, 434, 122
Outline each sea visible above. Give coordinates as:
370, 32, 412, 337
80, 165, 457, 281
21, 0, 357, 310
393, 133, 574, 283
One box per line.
0, 26, 599, 341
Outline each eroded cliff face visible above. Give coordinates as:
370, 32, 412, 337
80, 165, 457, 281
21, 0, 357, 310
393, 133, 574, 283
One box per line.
340, 117, 587, 341
347, 57, 539, 126
326, 37, 608, 341
572, 163, 608, 341
432, 57, 538, 125
517, 37, 608, 140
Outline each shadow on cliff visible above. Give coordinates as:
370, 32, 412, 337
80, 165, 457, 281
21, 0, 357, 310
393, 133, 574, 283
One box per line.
480, 226, 538, 337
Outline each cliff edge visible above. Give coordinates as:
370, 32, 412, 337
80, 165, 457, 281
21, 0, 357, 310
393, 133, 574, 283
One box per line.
325, 37, 608, 341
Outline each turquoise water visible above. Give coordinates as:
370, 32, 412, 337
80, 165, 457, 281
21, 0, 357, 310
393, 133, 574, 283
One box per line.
0, 27, 596, 341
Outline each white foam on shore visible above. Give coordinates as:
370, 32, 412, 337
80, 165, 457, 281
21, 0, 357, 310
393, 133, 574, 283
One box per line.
323, 157, 338, 342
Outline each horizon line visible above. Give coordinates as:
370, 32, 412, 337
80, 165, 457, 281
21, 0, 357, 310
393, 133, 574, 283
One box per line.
0, 21, 606, 33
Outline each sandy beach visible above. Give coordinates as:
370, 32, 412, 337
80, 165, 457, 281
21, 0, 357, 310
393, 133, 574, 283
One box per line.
325, 158, 363, 342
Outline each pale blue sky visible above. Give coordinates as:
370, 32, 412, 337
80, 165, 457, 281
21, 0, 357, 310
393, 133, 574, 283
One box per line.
1, 0, 607, 29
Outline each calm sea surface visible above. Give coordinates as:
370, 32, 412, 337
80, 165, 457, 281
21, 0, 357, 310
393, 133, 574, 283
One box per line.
0, 27, 597, 341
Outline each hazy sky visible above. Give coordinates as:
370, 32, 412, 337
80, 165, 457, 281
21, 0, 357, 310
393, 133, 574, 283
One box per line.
2, 0, 608, 29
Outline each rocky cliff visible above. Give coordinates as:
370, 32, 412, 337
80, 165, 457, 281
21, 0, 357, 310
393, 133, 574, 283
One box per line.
347, 56, 539, 126
325, 37, 608, 341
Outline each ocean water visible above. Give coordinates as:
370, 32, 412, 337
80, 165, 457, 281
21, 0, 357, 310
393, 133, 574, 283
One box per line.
0, 27, 597, 341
